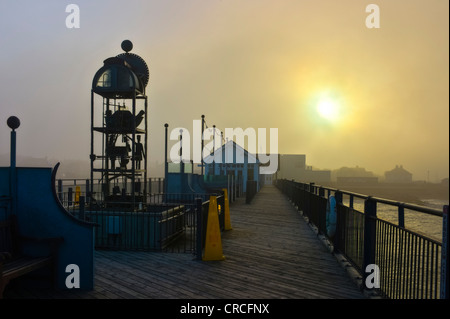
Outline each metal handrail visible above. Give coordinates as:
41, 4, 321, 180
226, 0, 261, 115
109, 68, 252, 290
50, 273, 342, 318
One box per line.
308, 182, 443, 217
276, 178, 449, 299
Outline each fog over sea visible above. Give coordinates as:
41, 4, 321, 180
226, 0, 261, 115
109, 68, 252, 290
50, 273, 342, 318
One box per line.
336, 184, 449, 242
349, 200, 445, 242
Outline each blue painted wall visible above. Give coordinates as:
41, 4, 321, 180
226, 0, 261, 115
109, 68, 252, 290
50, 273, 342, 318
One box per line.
0, 166, 95, 291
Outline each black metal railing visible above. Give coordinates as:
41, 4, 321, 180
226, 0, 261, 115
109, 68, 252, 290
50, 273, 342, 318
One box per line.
276, 179, 449, 299
55, 177, 166, 205
245, 180, 258, 204
56, 175, 243, 207
89, 204, 187, 251
56, 189, 226, 258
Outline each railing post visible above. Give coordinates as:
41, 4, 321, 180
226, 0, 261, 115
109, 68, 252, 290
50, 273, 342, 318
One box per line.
309, 182, 315, 194
195, 198, 203, 261
58, 179, 63, 202
68, 187, 73, 207
318, 187, 325, 198
232, 175, 235, 202
441, 205, 449, 299
398, 203, 405, 228
318, 187, 326, 234
9, 118, 18, 216
334, 191, 343, 250
246, 181, 257, 204
164, 123, 169, 194
363, 197, 377, 287
79, 196, 85, 220
85, 179, 90, 204
334, 191, 343, 205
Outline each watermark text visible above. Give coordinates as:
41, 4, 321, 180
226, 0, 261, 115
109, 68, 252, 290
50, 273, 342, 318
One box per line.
66, 4, 80, 29
169, 120, 278, 175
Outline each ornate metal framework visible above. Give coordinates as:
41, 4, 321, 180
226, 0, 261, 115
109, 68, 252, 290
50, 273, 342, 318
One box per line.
90, 41, 149, 209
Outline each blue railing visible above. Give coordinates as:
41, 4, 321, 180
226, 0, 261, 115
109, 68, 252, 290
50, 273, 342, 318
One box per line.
276, 179, 449, 299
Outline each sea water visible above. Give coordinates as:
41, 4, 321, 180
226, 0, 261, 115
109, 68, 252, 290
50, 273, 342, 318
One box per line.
344, 198, 448, 242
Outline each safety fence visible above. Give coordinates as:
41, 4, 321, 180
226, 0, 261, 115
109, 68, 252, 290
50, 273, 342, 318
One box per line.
55, 177, 165, 203
57, 188, 231, 259
276, 179, 449, 299
55, 176, 243, 207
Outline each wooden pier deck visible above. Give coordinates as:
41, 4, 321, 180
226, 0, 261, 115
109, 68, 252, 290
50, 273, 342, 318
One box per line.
4, 185, 365, 300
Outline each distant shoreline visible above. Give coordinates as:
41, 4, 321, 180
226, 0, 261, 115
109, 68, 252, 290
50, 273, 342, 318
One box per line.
319, 182, 449, 207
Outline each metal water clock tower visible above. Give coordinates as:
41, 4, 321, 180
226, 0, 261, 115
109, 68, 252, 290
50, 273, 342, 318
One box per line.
90, 40, 149, 209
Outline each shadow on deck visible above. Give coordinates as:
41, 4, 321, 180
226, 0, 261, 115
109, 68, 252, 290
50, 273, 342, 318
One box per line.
4, 185, 365, 299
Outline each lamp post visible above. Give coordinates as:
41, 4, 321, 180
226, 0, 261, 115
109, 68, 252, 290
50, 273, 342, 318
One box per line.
164, 123, 169, 195
7, 116, 20, 215
201, 115, 205, 176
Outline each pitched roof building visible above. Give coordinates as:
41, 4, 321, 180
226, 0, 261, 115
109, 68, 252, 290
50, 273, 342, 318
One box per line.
384, 165, 413, 183
204, 140, 260, 192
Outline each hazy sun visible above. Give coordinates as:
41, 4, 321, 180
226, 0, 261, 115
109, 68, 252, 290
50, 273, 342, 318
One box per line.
317, 98, 339, 121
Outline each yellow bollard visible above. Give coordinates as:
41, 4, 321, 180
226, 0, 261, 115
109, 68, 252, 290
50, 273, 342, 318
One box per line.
203, 196, 225, 261
75, 186, 81, 205
222, 188, 232, 231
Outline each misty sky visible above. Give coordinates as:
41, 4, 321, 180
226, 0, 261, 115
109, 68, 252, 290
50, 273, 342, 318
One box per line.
0, 0, 448, 181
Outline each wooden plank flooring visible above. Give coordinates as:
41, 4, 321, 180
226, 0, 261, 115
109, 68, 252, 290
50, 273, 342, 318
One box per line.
4, 185, 365, 299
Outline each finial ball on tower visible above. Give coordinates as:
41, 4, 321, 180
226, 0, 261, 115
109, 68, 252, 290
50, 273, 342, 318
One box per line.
121, 40, 133, 53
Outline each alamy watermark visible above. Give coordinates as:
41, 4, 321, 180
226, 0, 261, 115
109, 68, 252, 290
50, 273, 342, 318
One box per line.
365, 264, 380, 289
65, 4, 380, 30
65, 264, 80, 289
65, 4, 80, 29
169, 120, 278, 175
366, 4, 380, 29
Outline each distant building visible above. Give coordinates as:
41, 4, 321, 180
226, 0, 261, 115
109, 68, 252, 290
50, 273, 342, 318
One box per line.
204, 140, 260, 192
276, 154, 331, 183
384, 165, 413, 183
336, 177, 379, 184
333, 166, 378, 184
